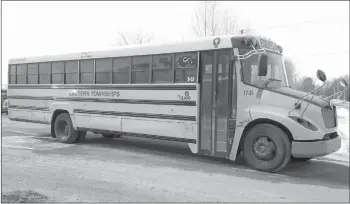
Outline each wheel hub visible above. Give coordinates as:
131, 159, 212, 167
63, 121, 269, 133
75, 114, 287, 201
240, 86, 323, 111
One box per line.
57, 120, 69, 139
253, 136, 276, 161
63, 124, 69, 135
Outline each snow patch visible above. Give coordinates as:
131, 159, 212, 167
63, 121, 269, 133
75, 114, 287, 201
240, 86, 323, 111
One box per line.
334, 107, 349, 157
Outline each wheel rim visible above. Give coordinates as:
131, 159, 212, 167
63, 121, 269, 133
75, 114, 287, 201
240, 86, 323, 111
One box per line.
56, 120, 70, 139
252, 136, 277, 161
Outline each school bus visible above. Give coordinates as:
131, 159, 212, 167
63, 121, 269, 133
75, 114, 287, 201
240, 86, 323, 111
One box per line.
7, 35, 341, 172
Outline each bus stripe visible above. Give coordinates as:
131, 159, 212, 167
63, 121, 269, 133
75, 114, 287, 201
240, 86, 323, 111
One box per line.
7, 96, 196, 106
7, 84, 197, 90
8, 118, 50, 125
73, 109, 196, 121
8, 105, 196, 121
9, 105, 49, 111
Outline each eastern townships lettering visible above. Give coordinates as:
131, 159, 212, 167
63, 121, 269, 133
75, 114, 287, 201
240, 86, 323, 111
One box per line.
68, 90, 120, 97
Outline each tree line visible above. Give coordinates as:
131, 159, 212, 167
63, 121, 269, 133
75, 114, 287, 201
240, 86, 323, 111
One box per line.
285, 58, 349, 101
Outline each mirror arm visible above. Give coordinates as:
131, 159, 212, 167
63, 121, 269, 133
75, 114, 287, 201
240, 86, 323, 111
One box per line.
324, 87, 349, 100
288, 83, 326, 114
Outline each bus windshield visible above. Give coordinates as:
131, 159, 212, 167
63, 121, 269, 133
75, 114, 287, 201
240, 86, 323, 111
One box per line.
240, 49, 289, 88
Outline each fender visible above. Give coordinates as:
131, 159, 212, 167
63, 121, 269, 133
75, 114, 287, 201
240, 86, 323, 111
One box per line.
229, 104, 323, 161
49, 102, 77, 129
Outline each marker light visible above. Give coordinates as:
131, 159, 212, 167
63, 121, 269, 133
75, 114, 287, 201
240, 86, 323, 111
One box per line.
277, 45, 283, 54
251, 38, 257, 47
243, 37, 258, 47
243, 38, 249, 46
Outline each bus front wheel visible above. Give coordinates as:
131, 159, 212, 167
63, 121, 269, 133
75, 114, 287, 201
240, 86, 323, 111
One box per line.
54, 113, 80, 144
242, 123, 291, 173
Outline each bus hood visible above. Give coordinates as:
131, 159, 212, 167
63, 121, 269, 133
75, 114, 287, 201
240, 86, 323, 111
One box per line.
268, 87, 330, 107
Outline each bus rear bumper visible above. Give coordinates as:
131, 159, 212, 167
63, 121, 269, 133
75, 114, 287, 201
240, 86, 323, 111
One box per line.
291, 136, 341, 158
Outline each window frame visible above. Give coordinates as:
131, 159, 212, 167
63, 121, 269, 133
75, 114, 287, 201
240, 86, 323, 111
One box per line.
39, 62, 52, 84
95, 58, 113, 84
79, 59, 94, 84
65, 60, 79, 84
174, 51, 198, 83
113, 57, 131, 84
151, 54, 174, 83
16, 64, 28, 84
131, 55, 151, 84
9, 65, 17, 84
51, 61, 65, 84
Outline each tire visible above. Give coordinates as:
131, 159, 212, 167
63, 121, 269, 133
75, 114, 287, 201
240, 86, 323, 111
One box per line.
75, 131, 87, 143
102, 133, 121, 138
54, 113, 79, 144
242, 123, 291, 173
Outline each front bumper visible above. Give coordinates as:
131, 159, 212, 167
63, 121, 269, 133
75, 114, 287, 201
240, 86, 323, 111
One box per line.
291, 136, 341, 158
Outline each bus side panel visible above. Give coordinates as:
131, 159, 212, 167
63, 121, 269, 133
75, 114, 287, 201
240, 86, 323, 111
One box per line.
90, 115, 122, 132
74, 113, 91, 129
8, 97, 47, 123
121, 118, 197, 140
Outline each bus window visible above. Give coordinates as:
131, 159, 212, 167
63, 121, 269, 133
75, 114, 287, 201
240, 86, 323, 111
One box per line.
9, 65, 16, 84
52, 61, 65, 84
152, 54, 173, 83
175, 52, 197, 83
131, 55, 151, 84
16, 64, 27, 84
96, 58, 112, 84
79, 59, 94, 84
113, 57, 130, 84
217, 50, 230, 116
65, 60, 78, 84
28, 63, 39, 84
39, 62, 51, 84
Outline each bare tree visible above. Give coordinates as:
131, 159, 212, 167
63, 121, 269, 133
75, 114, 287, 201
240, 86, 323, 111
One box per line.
191, 1, 239, 37
284, 57, 297, 87
116, 29, 153, 46
221, 10, 239, 35
296, 77, 316, 92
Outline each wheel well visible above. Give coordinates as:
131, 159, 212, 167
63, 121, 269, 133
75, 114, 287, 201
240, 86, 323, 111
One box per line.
51, 109, 69, 124
237, 118, 294, 156
50, 109, 69, 138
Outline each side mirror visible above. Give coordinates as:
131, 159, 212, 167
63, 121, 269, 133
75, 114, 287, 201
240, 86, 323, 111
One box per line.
316, 69, 327, 82
339, 79, 349, 87
258, 54, 268, 76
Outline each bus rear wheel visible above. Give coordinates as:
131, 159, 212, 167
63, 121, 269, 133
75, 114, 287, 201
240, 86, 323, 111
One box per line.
102, 133, 121, 138
242, 123, 291, 173
75, 131, 87, 143
54, 113, 80, 144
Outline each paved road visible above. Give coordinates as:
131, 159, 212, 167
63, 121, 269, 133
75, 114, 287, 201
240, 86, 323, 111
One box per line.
1, 114, 349, 202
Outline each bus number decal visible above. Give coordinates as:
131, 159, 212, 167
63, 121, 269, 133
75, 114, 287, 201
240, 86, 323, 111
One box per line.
243, 89, 254, 96
187, 76, 195, 82
178, 91, 191, 101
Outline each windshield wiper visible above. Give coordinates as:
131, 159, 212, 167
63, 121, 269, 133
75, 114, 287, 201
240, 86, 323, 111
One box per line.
263, 78, 282, 88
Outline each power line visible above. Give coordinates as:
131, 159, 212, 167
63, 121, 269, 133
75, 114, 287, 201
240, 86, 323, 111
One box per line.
290, 52, 349, 58
242, 17, 347, 32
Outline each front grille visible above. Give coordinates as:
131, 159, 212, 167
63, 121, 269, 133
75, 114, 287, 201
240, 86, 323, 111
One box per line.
323, 132, 339, 141
321, 106, 337, 128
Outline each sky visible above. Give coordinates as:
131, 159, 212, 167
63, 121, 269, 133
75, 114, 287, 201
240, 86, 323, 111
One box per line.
1, 1, 349, 87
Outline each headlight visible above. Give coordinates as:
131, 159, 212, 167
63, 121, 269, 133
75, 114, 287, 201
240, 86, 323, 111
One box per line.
288, 116, 318, 131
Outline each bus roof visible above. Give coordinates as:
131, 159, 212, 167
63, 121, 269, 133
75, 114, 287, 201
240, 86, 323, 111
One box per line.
8, 35, 244, 65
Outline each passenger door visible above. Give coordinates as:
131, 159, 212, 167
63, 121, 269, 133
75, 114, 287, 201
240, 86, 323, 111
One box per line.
199, 49, 237, 157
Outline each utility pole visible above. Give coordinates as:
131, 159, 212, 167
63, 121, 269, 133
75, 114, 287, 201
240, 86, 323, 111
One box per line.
204, 1, 207, 37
